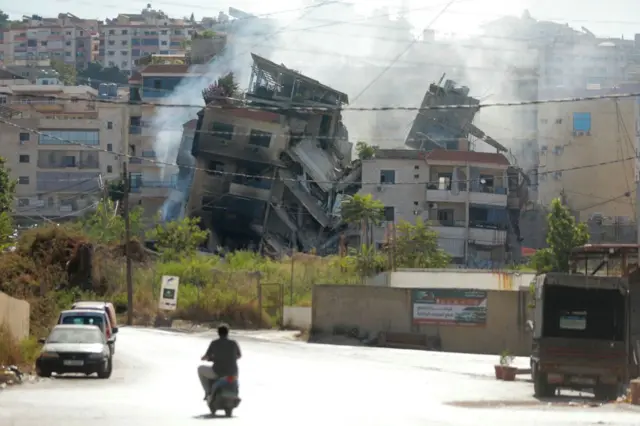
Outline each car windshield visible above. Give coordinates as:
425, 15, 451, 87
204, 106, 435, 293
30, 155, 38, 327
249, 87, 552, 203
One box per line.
47, 327, 104, 344
62, 315, 104, 329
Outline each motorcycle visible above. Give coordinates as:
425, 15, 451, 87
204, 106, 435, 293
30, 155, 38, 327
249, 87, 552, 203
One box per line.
207, 375, 241, 417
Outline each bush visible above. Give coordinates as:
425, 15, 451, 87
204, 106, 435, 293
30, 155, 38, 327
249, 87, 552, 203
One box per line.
1, 224, 363, 333
0, 325, 40, 368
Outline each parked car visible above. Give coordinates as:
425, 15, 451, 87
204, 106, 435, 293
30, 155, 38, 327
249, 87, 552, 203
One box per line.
57, 309, 117, 354
35, 324, 113, 379
71, 301, 118, 349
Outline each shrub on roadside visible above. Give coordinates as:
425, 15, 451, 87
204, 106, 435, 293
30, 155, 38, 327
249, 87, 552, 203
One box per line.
0, 325, 40, 368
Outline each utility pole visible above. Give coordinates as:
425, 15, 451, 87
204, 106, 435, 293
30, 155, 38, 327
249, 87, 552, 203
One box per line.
123, 161, 133, 326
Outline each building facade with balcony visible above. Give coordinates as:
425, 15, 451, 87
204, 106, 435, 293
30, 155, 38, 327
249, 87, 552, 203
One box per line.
0, 84, 127, 223
98, 10, 195, 75
358, 149, 523, 267
0, 14, 99, 69
184, 53, 360, 255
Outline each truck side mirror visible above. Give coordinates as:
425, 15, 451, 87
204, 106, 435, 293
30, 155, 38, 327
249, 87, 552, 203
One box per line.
525, 320, 534, 332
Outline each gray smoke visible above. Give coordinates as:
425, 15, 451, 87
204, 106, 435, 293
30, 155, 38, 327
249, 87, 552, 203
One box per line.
152, 1, 613, 218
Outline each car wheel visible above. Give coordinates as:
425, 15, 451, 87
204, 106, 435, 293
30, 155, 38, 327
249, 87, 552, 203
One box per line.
37, 369, 51, 378
97, 358, 112, 379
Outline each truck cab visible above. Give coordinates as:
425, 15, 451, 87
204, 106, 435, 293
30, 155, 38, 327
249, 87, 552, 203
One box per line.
529, 244, 640, 400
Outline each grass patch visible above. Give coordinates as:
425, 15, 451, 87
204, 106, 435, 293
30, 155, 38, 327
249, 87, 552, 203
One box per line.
1, 224, 363, 339
0, 325, 40, 369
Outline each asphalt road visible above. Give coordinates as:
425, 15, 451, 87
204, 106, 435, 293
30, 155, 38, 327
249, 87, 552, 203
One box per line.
2, 327, 640, 425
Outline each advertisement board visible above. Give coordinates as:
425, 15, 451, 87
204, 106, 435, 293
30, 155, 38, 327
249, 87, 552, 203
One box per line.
158, 275, 180, 311
412, 288, 487, 326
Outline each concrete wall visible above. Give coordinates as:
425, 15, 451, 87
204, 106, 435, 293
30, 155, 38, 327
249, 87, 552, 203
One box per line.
312, 285, 531, 356
366, 269, 536, 291
283, 306, 312, 329
0, 291, 30, 341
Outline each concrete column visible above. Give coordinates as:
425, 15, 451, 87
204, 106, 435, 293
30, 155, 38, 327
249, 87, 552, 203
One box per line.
465, 164, 471, 264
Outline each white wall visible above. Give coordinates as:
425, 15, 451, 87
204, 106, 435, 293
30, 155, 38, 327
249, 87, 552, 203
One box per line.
367, 269, 536, 291
283, 306, 311, 329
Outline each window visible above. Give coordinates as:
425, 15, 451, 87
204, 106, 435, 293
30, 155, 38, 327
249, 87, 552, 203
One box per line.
153, 79, 162, 89
559, 312, 587, 330
18, 176, 29, 184
414, 165, 419, 170
19, 132, 30, 143
0, 96, 6, 104
206, 161, 225, 174
18, 198, 29, 207
63, 156, 76, 167
438, 173, 452, 190
437, 209, 454, 225
107, 143, 113, 152
121, 61, 128, 68
211, 122, 234, 140
248, 130, 272, 148
107, 122, 113, 129
414, 174, 419, 179
121, 40, 128, 45
107, 165, 113, 173
383, 206, 395, 222
39, 130, 99, 145
120, 50, 127, 56
19, 155, 30, 163
108, 30, 115, 35
573, 112, 591, 132
107, 51, 115, 56
555, 118, 563, 124
108, 40, 115, 45
161, 40, 168, 45
379, 169, 395, 184
540, 118, 548, 124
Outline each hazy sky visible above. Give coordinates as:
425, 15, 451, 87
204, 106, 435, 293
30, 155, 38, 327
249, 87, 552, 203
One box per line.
4, 0, 640, 39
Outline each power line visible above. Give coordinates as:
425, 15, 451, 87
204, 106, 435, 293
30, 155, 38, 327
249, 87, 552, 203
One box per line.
11, 88, 640, 113
1, 115, 635, 187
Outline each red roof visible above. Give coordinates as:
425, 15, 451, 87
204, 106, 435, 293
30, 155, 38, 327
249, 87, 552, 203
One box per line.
424, 149, 510, 166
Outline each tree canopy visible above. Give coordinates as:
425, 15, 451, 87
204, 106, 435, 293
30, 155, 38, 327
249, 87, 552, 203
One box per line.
78, 63, 129, 88
530, 198, 589, 273
50, 60, 77, 86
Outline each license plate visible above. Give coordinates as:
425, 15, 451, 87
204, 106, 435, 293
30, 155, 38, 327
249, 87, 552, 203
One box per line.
63, 360, 84, 366
572, 377, 595, 385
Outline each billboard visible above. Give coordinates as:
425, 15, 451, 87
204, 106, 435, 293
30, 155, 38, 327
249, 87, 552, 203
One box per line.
411, 289, 487, 326
158, 275, 180, 311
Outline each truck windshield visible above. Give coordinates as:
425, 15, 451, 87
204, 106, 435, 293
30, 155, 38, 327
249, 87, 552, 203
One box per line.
542, 286, 625, 341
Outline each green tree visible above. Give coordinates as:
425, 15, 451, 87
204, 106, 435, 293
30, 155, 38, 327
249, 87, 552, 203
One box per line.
340, 193, 384, 246
391, 219, 450, 268
189, 12, 195, 22
530, 198, 589, 273
355, 141, 376, 160
79, 199, 143, 244
51, 60, 77, 86
0, 10, 9, 27
146, 216, 209, 261
202, 72, 239, 102
0, 157, 16, 250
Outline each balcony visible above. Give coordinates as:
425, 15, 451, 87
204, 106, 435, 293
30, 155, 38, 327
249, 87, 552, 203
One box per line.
468, 227, 507, 246
426, 188, 467, 203
469, 187, 507, 207
228, 178, 271, 201
426, 185, 507, 207
129, 125, 142, 135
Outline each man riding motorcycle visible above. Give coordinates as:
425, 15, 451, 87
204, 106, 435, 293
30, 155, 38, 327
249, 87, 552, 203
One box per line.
198, 324, 242, 400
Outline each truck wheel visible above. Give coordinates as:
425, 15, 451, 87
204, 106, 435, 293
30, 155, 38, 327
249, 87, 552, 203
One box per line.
594, 384, 618, 402
533, 364, 554, 398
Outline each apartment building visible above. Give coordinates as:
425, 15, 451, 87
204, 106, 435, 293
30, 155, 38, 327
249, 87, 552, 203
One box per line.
0, 14, 99, 69
0, 82, 126, 223
98, 10, 195, 75
125, 60, 209, 217
357, 149, 521, 268
536, 92, 637, 222
183, 53, 359, 254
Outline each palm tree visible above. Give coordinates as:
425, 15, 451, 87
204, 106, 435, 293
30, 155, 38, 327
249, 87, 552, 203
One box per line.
340, 194, 384, 247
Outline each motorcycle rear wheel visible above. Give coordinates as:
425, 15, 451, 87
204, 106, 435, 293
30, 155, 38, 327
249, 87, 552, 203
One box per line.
224, 408, 233, 417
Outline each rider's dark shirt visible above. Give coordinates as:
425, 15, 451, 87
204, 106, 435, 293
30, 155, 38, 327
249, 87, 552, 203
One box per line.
205, 337, 241, 377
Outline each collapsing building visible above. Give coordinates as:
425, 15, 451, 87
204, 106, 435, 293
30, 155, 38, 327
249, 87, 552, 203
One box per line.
402, 78, 529, 266
182, 53, 361, 255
